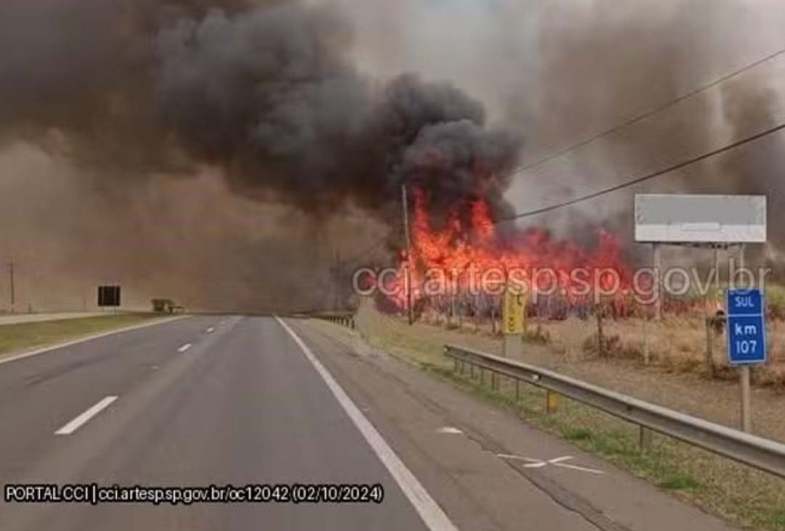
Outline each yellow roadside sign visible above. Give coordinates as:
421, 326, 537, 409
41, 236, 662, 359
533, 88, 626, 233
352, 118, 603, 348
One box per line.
502, 287, 526, 335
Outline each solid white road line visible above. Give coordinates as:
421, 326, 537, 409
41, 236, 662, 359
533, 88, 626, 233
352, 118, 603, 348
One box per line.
178, 343, 192, 353
0, 316, 190, 368
276, 317, 459, 531
55, 396, 119, 435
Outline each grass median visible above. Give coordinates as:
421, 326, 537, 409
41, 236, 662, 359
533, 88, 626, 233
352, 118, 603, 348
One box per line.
351, 304, 785, 531
0, 313, 169, 358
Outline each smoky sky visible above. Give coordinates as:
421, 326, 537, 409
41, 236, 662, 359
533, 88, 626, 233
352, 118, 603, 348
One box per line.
0, 0, 522, 227
3, 0, 785, 314
497, 0, 785, 251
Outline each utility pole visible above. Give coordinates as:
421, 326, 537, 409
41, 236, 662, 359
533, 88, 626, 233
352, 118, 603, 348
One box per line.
401, 184, 414, 325
7, 260, 15, 314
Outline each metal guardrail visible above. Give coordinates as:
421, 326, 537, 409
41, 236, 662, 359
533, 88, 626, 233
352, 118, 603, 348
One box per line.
444, 344, 785, 479
317, 313, 356, 330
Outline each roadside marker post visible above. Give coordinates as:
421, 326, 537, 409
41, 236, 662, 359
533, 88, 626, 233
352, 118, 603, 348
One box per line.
501, 285, 525, 360
726, 288, 767, 433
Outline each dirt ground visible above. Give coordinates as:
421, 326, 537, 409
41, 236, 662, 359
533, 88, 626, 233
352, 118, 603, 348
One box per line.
357, 301, 785, 444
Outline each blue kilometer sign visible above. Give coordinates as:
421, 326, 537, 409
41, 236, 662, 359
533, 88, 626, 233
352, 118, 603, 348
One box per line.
726, 288, 767, 365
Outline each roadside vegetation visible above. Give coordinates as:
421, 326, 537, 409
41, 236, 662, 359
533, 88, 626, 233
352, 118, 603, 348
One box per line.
350, 301, 785, 531
0, 313, 167, 357
415, 286, 785, 389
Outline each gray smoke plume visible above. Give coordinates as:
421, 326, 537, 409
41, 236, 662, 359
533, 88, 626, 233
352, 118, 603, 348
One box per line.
334, 0, 785, 257
0, 0, 521, 226
496, 0, 785, 252
0, 0, 521, 311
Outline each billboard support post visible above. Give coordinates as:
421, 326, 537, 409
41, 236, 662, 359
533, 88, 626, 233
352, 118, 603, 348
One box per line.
653, 243, 662, 321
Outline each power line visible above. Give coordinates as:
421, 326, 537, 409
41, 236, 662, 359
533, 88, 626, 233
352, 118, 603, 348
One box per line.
506, 45, 785, 179
497, 121, 785, 223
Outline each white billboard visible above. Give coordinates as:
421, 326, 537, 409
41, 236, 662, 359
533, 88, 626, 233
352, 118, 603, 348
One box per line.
635, 194, 767, 244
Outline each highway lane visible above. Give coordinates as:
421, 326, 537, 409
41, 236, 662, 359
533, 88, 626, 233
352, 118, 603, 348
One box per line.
0, 317, 431, 531
0, 314, 741, 531
0, 315, 221, 479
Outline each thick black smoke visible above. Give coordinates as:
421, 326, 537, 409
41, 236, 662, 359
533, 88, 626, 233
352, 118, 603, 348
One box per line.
0, 0, 521, 226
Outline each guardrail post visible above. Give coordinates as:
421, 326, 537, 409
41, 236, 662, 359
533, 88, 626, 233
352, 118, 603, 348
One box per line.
515, 379, 520, 401
546, 391, 559, 414
639, 426, 653, 452
491, 373, 499, 391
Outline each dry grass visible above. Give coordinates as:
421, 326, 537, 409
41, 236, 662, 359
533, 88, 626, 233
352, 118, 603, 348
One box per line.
416, 305, 785, 388
356, 300, 785, 442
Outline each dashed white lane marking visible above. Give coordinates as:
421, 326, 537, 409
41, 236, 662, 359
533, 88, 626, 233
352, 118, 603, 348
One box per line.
178, 343, 192, 353
55, 396, 119, 435
436, 427, 463, 435
206, 327, 215, 333
498, 454, 604, 475
276, 317, 459, 531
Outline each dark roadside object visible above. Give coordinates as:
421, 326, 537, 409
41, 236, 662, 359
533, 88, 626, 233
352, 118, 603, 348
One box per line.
709, 310, 726, 335
151, 298, 176, 313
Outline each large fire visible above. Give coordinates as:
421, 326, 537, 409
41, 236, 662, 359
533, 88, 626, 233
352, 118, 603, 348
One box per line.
387, 190, 635, 316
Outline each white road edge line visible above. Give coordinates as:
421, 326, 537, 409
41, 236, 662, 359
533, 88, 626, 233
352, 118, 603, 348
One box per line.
55, 396, 119, 435
0, 316, 190, 368
178, 343, 192, 353
275, 317, 459, 531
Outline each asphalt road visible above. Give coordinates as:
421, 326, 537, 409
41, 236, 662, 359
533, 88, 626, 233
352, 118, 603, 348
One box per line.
0, 316, 430, 531
0, 315, 740, 531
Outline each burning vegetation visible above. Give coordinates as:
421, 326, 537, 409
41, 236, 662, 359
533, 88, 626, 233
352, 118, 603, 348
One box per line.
375, 189, 634, 319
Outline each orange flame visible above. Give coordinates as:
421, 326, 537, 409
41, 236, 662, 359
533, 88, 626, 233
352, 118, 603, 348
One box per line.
389, 189, 633, 311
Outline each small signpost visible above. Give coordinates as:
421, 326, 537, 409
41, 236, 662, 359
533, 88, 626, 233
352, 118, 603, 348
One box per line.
726, 288, 766, 432
97, 286, 122, 309
501, 286, 525, 359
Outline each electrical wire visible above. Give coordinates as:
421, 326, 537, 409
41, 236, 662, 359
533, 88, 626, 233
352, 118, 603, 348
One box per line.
496, 121, 785, 223
505, 45, 785, 179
